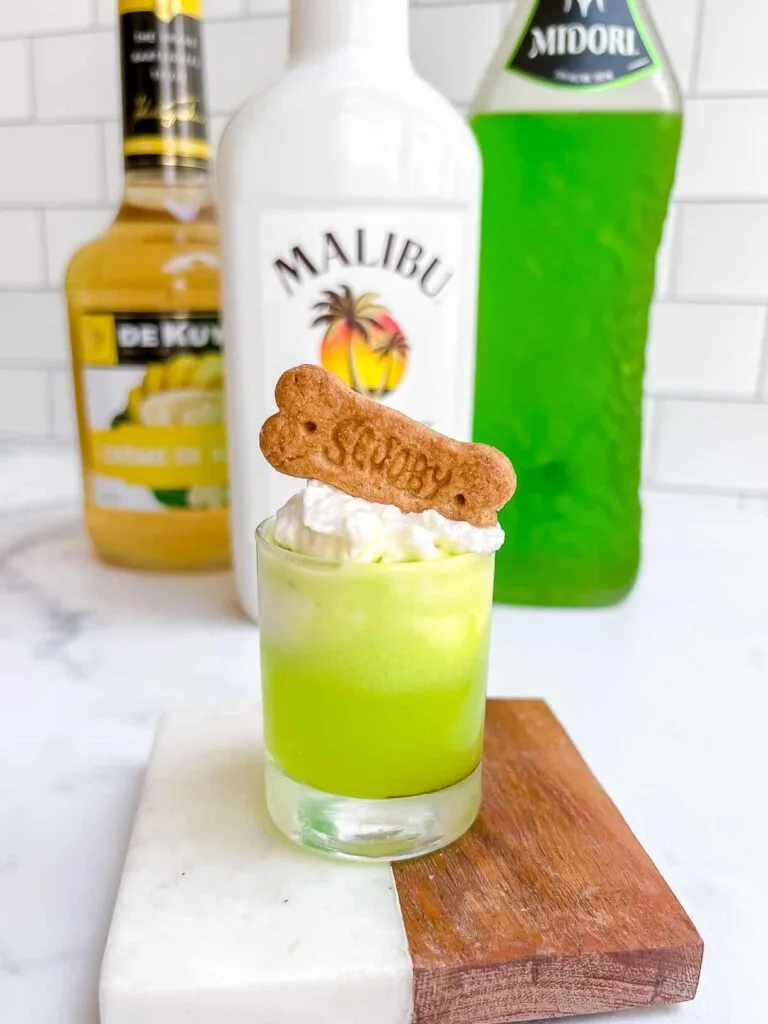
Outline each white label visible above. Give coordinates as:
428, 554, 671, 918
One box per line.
223, 203, 478, 614
260, 208, 470, 428
76, 312, 227, 513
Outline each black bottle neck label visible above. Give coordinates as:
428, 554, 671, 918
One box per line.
508, 0, 658, 90
119, 0, 210, 170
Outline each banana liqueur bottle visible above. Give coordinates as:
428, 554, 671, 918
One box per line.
66, 0, 227, 570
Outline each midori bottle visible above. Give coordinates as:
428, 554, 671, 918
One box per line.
471, 0, 682, 607
218, 0, 481, 619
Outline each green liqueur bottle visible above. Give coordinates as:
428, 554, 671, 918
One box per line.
471, 0, 682, 607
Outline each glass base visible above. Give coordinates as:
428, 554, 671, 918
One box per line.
265, 760, 482, 862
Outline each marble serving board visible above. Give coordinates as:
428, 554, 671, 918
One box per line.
100, 700, 703, 1024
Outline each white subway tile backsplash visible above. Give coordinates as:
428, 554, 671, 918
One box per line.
698, 0, 768, 95
206, 17, 288, 114
50, 369, 77, 442
0, 368, 50, 438
0, 0, 765, 500
0, 212, 45, 287
33, 33, 119, 122
676, 204, 768, 302
675, 100, 768, 201
647, 304, 765, 398
0, 0, 92, 39
0, 41, 32, 122
0, 293, 68, 367
646, 0, 699, 93
0, 125, 104, 205
103, 121, 123, 204
45, 209, 114, 284
739, 496, 768, 515
247, 0, 288, 12
655, 400, 768, 492
97, 0, 116, 25
207, 0, 246, 15
210, 115, 231, 154
642, 397, 656, 480
411, 2, 510, 105
417, 0, 515, 7
654, 207, 679, 300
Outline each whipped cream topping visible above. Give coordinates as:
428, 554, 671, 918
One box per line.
271, 481, 504, 563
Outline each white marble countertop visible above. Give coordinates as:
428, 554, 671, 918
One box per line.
1, 446, 766, 1024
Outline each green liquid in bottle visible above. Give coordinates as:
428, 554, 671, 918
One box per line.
471, 111, 682, 607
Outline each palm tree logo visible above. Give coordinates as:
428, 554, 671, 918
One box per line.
564, 0, 605, 16
312, 285, 410, 398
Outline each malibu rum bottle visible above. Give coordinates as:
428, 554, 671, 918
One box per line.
219, 0, 481, 619
471, 0, 682, 607
66, 0, 227, 570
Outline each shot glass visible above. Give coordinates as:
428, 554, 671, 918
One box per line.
256, 520, 495, 860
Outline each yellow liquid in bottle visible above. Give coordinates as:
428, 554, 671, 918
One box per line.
65, 174, 229, 571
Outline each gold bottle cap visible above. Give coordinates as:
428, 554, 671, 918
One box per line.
119, 1, 203, 19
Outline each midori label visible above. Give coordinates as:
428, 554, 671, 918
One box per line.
508, 0, 657, 88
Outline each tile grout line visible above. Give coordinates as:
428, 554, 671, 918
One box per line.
694, 91, 768, 101
36, 208, 51, 288
0, 0, 532, 45
414, 0, 509, 5
645, 479, 768, 502
642, 395, 657, 486
641, 394, 768, 409
0, 285, 70, 296
664, 205, 684, 301
687, 0, 707, 100
0, 11, 288, 46
755, 306, 768, 401
102, 121, 121, 205
654, 295, 768, 308
45, 366, 58, 439
0, 430, 73, 446
23, 37, 37, 121
644, 396, 665, 486
644, 389, 768, 406
0, 359, 69, 373
660, 294, 768, 308
98, 122, 114, 207
672, 195, 768, 205
0, 433, 73, 450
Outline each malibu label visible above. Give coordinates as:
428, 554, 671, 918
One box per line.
272, 227, 454, 300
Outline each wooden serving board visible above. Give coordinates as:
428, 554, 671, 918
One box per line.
395, 699, 704, 1023
100, 700, 702, 1024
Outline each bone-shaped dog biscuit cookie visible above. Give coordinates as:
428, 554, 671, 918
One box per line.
260, 365, 516, 528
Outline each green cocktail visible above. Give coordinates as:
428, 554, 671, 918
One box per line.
256, 523, 495, 859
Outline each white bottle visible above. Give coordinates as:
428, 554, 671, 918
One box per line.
218, 0, 482, 620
